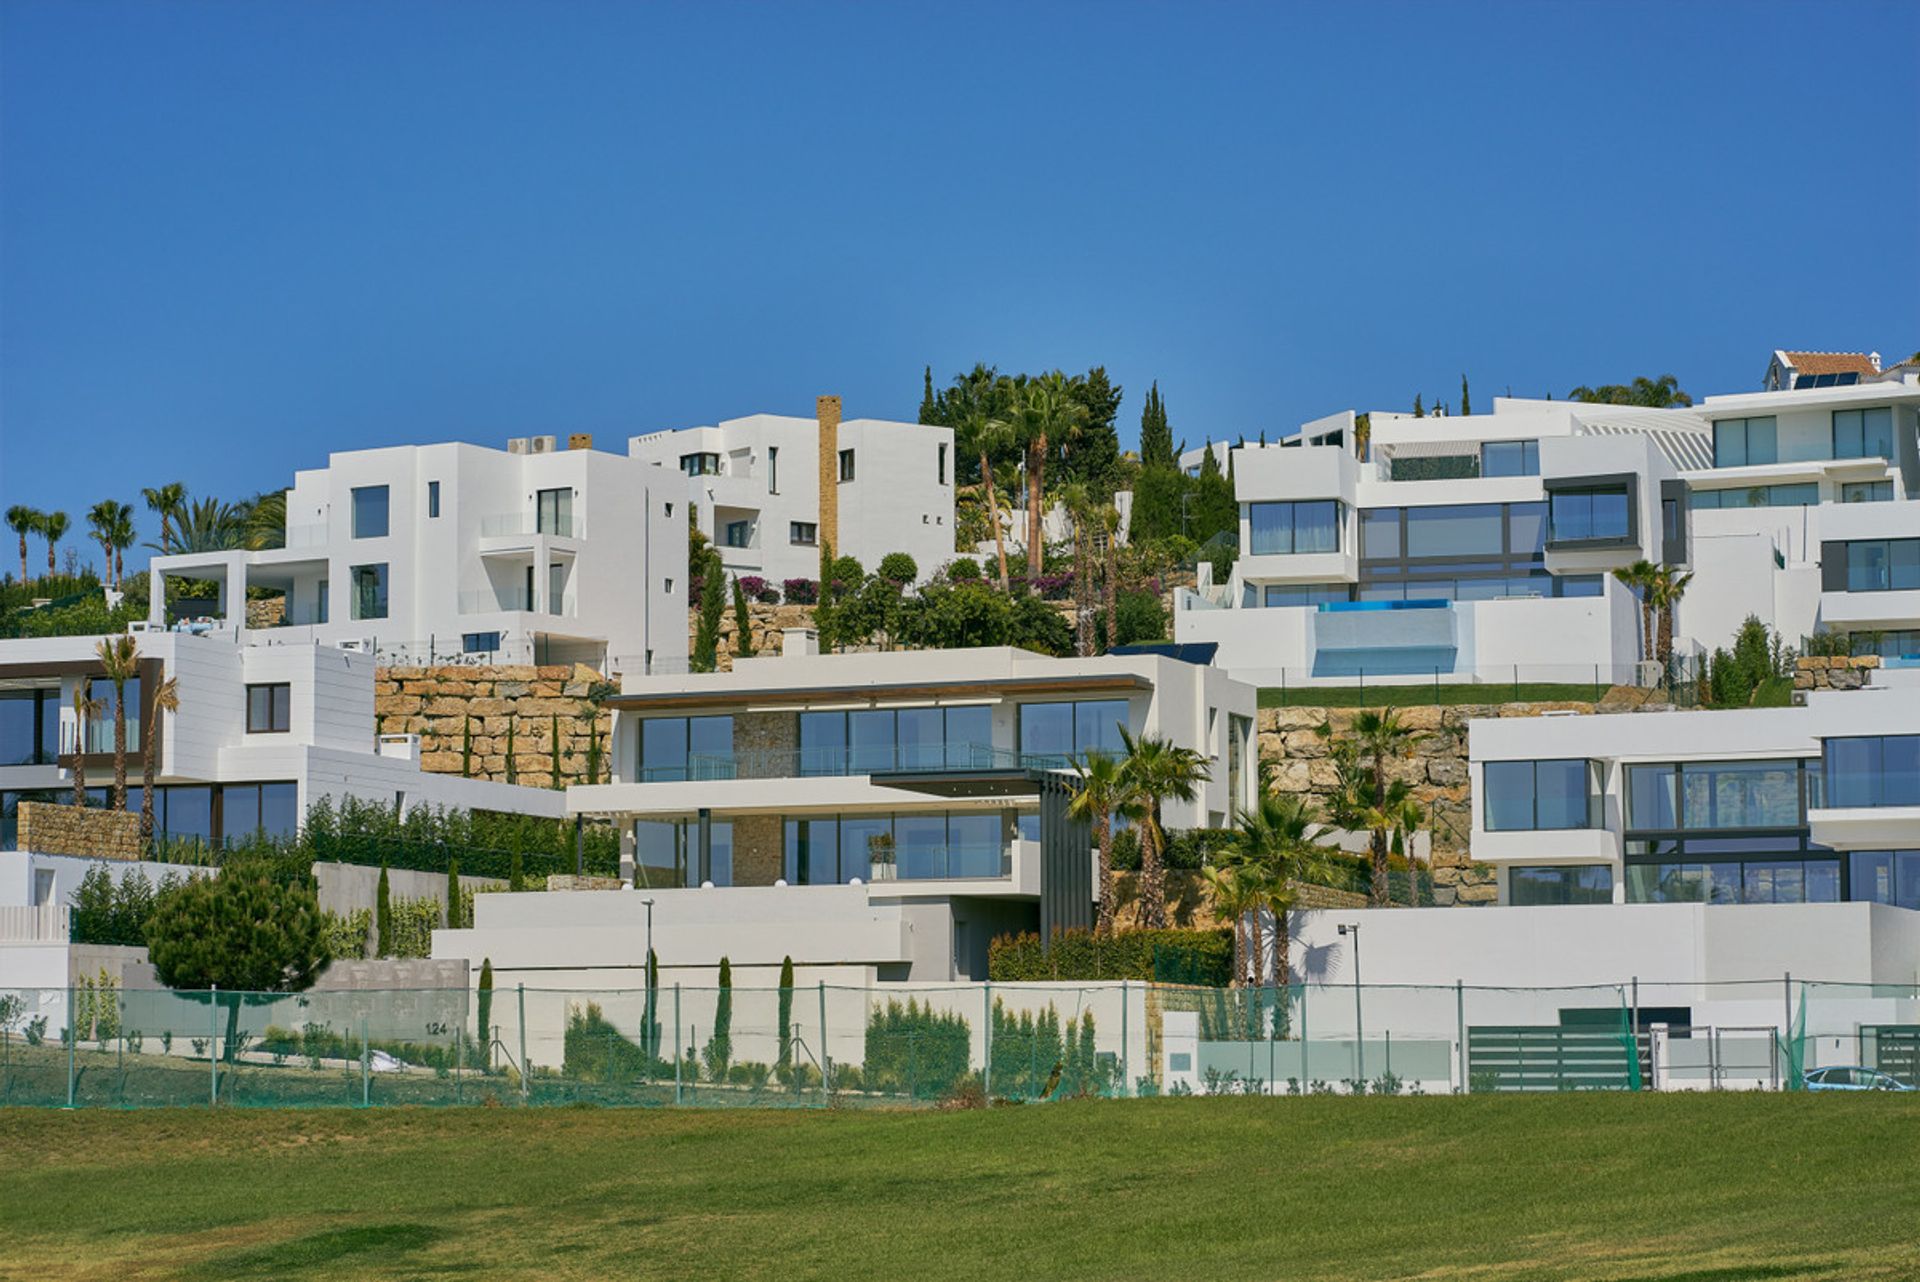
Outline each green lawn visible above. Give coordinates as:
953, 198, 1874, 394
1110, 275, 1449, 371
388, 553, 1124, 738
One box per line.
2, 1095, 1916, 1281
1258, 681, 1606, 708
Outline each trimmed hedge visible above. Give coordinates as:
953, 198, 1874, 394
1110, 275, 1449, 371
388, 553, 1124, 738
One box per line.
988, 927, 1234, 986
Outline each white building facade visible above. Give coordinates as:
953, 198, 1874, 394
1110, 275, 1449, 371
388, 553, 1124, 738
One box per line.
147, 439, 687, 672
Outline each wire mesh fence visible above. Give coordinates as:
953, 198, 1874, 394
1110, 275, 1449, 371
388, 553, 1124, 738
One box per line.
3, 977, 1912, 1109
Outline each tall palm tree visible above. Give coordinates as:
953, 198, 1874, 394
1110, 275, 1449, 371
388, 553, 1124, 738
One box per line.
1060, 482, 1096, 655
142, 483, 187, 554
1198, 859, 1258, 986
6, 505, 39, 583
1234, 785, 1338, 987
1390, 797, 1427, 908
1067, 749, 1129, 934
40, 510, 68, 577
70, 682, 100, 807
1611, 559, 1658, 667
107, 503, 136, 587
1646, 564, 1695, 668
1315, 709, 1417, 906
1101, 502, 1121, 652
243, 489, 288, 550
1117, 726, 1211, 929
951, 386, 1016, 592
1013, 372, 1087, 583
95, 635, 139, 810
87, 502, 120, 586
150, 497, 244, 555
140, 675, 180, 842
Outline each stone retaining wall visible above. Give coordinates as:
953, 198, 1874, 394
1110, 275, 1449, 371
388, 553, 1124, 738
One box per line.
374, 664, 613, 786
17, 802, 142, 860
1794, 655, 1880, 690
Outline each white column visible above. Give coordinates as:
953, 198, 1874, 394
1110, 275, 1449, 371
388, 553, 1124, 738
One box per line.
147, 565, 165, 627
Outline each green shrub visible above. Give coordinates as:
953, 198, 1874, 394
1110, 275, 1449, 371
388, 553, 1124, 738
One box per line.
563, 1002, 672, 1082
877, 552, 918, 583
946, 556, 981, 581
71, 865, 181, 946
384, 896, 440, 959
321, 908, 371, 961
989, 1000, 1112, 1099
988, 927, 1233, 985
863, 998, 970, 1098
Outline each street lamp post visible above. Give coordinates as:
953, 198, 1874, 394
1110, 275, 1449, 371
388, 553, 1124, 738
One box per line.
1339, 922, 1364, 1084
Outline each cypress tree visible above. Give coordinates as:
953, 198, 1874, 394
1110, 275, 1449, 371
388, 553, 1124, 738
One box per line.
1413, 393, 1425, 418
505, 720, 517, 784
508, 839, 524, 893
550, 714, 562, 790
776, 954, 795, 1072
642, 947, 661, 1061
1191, 445, 1237, 547
705, 956, 733, 1079
1138, 381, 1174, 468
1460, 373, 1472, 417
918, 365, 938, 425
692, 550, 726, 671
813, 539, 836, 652
461, 716, 472, 778
476, 958, 494, 1065
585, 719, 602, 787
375, 862, 392, 958
446, 856, 461, 928
732, 574, 755, 659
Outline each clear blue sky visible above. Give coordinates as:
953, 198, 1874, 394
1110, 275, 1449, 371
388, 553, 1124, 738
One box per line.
3, 0, 1916, 572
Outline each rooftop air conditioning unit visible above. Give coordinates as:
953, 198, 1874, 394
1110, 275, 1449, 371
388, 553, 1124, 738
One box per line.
529, 435, 557, 454
507, 437, 531, 455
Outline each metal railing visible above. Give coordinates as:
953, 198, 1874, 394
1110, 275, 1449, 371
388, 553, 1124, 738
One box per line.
637, 743, 1074, 782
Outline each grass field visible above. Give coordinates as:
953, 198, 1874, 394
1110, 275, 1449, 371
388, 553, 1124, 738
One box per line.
1257, 681, 1608, 708
3, 1095, 1917, 1281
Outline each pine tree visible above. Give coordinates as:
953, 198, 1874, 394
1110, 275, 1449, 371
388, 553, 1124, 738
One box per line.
476, 958, 494, 1066
1191, 444, 1237, 546
776, 955, 795, 1073
1460, 373, 1472, 417
375, 862, 392, 959
918, 365, 938, 425
1138, 381, 1174, 468
731, 574, 755, 658
692, 550, 726, 671
1413, 393, 1425, 418
445, 856, 461, 928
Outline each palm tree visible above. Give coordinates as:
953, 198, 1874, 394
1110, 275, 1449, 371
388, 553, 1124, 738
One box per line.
1067, 749, 1129, 934
1060, 482, 1096, 656
6, 505, 39, 582
1013, 372, 1087, 583
70, 683, 100, 807
95, 635, 139, 810
1315, 710, 1418, 906
1233, 785, 1338, 988
1198, 858, 1258, 986
243, 489, 288, 550
1646, 564, 1695, 669
1611, 559, 1658, 666
1391, 797, 1427, 908
951, 385, 1016, 592
107, 503, 136, 587
140, 675, 180, 842
142, 483, 187, 554
40, 510, 68, 577
1101, 502, 1121, 652
87, 502, 116, 585
151, 497, 244, 555
1117, 726, 1210, 929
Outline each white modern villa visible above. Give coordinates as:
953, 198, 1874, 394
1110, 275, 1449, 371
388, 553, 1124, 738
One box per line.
145, 438, 688, 672
629, 396, 957, 586
435, 639, 1256, 984
1176, 353, 1920, 689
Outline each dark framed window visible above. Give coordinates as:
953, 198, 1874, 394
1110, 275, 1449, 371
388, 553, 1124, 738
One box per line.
427, 481, 441, 518
1847, 850, 1920, 910
790, 522, 817, 546
1628, 759, 1806, 831
462, 631, 501, 654
1017, 699, 1128, 762
1548, 485, 1631, 544
1823, 736, 1920, 809
938, 443, 948, 485
839, 449, 856, 482
1711, 417, 1777, 467
1842, 480, 1894, 504
633, 817, 732, 888
245, 683, 291, 734
1484, 759, 1595, 831
638, 715, 734, 781
1509, 865, 1613, 906
536, 487, 573, 537
1842, 539, 1920, 593
679, 452, 720, 476
725, 520, 752, 548
1250, 582, 1351, 608
768, 446, 779, 493
350, 486, 390, 539
0, 688, 58, 766
797, 705, 993, 775
349, 564, 388, 620
1832, 407, 1895, 460
221, 781, 298, 843
1247, 500, 1341, 555
1480, 440, 1540, 478
784, 811, 1010, 884
1691, 483, 1819, 510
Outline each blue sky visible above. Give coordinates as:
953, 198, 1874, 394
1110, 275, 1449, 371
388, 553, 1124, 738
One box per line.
2, 0, 1916, 572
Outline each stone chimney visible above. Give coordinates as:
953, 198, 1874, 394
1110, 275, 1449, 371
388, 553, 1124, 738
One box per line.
816, 395, 841, 556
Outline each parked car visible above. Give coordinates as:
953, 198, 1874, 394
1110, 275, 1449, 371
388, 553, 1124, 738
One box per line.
1803, 1065, 1915, 1092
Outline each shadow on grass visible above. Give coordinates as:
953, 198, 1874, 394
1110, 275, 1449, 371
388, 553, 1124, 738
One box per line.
1612, 1264, 1846, 1282
207, 1222, 450, 1276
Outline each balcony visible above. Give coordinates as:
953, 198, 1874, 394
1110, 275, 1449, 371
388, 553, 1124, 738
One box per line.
865, 842, 1013, 882
1309, 599, 1458, 677
61, 720, 143, 756
637, 742, 1074, 783
478, 513, 579, 539
460, 588, 533, 614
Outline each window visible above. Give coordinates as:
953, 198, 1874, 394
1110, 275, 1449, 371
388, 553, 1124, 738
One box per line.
790, 522, 818, 546
1843, 539, 1920, 593
1662, 496, 1682, 545
1407, 503, 1507, 557
1842, 480, 1895, 504
1548, 485, 1631, 544
462, 631, 501, 655
1628, 760, 1807, 831
1626, 859, 1839, 905
1017, 699, 1129, 762
1480, 440, 1540, 478
1484, 760, 1595, 831
796, 705, 992, 775
839, 448, 856, 482
784, 811, 1010, 884
427, 481, 440, 518
768, 446, 778, 494
938, 443, 948, 485
679, 452, 720, 476
1712, 417, 1777, 468
1247, 500, 1341, 555
1850, 630, 1920, 661
536, 487, 573, 537
316, 579, 328, 625
638, 715, 734, 781
0, 688, 57, 766
1256, 583, 1350, 608
1359, 508, 1402, 559
633, 817, 733, 887
1691, 484, 1819, 510
221, 781, 298, 843
725, 520, 752, 548
1509, 865, 1613, 906
349, 564, 388, 620
1823, 736, 1920, 809
1832, 407, 1895, 460
245, 683, 291, 734
350, 486, 389, 539
1847, 851, 1920, 911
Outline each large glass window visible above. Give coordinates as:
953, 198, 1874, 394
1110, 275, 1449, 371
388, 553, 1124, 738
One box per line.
246, 683, 291, 734
679, 453, 720, 476
1842, 539, 1920, 593
1359, 508, 1402, 559
1548, 486, 1632, 544
1712, 417, 1777, 467
1509, 865, 1613, 906
1484, 759, 1594, 831
632, 818, 730, 887
638, 715, 734, 781
82, 676, 141, 754
1832, 407, 1895, 460
787, 811, 1008, 883
1843, 480, 1895, 504
1480, 440, 1540, 478
1257, 583, 1350, 608
349, 564, 388, 620
1691, 483, 1820, 510
351, 486, 389, 539
1406, 504, 1505, 557
797, 706, 993, 775
1848, 851, 1920, 910
0, 688, 58, 766
1823, 736, 1920, 809
839, 815, 893, 882
222, 782, 298, 844
1247, 501, 1342, 555
1018, 699, 1128, 762
1626, 859, 1839, 904
1629, 760, 1806, 830
536, 487, 573, 537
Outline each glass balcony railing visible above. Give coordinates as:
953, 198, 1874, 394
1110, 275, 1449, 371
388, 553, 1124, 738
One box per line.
636, 743, 1074, 783
458, 589, 533, 614
479, 513, 578, 539
867, 842, 1012, 881
61, 721, 143, 755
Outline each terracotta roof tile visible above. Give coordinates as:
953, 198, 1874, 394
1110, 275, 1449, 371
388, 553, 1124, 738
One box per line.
1782, 351, 1878, 376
